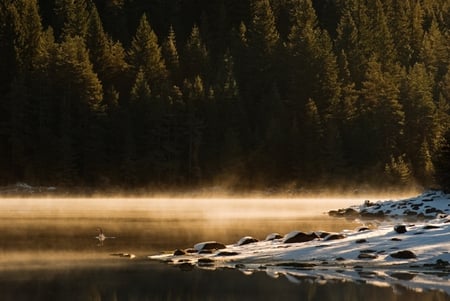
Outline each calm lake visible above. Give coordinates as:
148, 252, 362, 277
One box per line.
0, 197, 448, 300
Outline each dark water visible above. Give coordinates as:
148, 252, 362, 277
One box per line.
0, 197, 448, 301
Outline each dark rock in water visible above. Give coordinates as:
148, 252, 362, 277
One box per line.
194, 241, 226, 251
360, 249, 377, 254
265, 233, 283, 240
394, 224, 407, 234
356, 239, 367, 244
328, 208, 359, 218
390, 272, 416, 280
336, 257, 346, 261
390, 250, 417, 259
324, 233, 346, 241
358, 253, 378, 259
235, 263, 245, 269
423, 225, 440, 230
237, 236, 259, 246
284, 231, 319, 244
198, 258, 214, 265
355, 226, 370, 232
216, 251, 239, 257
391, 238, 402, 241
173, 249, 186, 256
185, 248, 198, 254
276, 262, 316, 268
315, 231, 331, 239
199, 250, 213, 254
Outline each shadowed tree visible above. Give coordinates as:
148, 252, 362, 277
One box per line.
128, 14, 168, 96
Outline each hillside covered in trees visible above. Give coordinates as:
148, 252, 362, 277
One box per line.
1, 0, 450, 191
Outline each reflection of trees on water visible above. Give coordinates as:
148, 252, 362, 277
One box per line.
0, 265, 447, 301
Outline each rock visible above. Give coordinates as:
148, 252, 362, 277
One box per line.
315, 231, 331, 239
328, 208, 359, 218
283, 231, 319, 244
276, 262, 316, 268
355, 239, 367, 244
394, 224, 407, 234
336, 257, 346, 261
194, 241, 226, 251
324, 233, 346, 241
390, 250, 417, 259
216, 251, 239, 257
185, 248, 198, 253
391, 238, 402, 241
237, 236, 259, 246
198, 258, 214, 265
355, 226, 370, 232
265, 233, 283, 241
390, 272, 416, 280
435, 259, 450, 268
423, 225, 440, 230
173, 249, 186, 256
358, 253, 378, 259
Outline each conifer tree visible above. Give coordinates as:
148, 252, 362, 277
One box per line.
162, 25, 180, 84
183, 25, 209, 81
401, 63, 440, 179
358, 58, 405, 167
55, 0, 90, 39
128, 14, 167, 94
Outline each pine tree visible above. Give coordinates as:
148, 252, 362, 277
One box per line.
128, 14, 167, 94
48, 35, 104, 183
162, 25, 181, 84
357, 58, 405, 167
183, 25, 209, 81
288, 0, 340, 115
401, 62, 440, 180
55, 0, 90, 39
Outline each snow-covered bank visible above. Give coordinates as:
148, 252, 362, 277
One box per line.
149, 191, 450, 294
329, 190, 450, 220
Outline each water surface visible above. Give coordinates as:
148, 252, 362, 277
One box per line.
0, 197, 448, 300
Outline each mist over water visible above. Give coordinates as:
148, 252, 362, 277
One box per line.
0, 197, 366, 267
1, 194, 449, 300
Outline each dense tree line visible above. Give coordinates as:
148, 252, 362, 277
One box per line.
1, 0, 450, 190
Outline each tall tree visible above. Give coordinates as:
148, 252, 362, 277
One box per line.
182, 24, 209, 81
128, 14, 168, 95
55, 0, 90, 39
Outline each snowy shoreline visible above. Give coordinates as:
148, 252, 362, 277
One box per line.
149, 191, 450, 294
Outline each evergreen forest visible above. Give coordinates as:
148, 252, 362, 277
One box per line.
1, 0, 450, 191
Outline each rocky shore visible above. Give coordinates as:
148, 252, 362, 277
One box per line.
149, 191, 450, 294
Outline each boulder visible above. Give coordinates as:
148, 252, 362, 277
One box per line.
323, 233, 346, 241
394, 224, 407, 234
173, 249, 186, 256
283, 231, 319, 244
358, 253, 378, 259
237, 236, 259, 246
355, 226, 370, 232
390, 250, 417, 259
194, 241, 226, 251
265, 233, 283, 241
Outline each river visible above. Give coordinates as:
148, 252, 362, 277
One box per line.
0, 197, 448, 300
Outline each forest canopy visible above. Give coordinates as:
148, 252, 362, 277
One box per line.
1, 0, 450, 191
